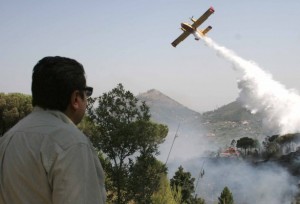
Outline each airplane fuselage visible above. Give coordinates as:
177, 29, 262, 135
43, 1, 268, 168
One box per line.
181, 23, 195, 33
181, 23, 201, 40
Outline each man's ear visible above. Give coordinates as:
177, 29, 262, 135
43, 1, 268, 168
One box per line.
69, 90, 80, 110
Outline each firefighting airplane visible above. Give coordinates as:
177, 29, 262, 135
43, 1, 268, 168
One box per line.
171, 7, 214, 47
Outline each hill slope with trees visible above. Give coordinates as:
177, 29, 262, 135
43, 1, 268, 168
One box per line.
138, 89, 264, 146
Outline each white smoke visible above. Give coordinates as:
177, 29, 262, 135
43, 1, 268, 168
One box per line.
202, 36, 300, 135
160, 37, 300, 204
158, 124, 218, 167
184, 158, 298, 204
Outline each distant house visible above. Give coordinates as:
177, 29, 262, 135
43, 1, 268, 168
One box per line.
220, 147, 240, 157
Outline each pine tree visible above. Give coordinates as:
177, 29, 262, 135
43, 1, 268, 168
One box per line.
218, 186, 234, 204
170, 166, 195, 204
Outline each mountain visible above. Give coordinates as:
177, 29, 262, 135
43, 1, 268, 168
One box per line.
137, 89, 201, 124
202, 101, 262, 123
137, 89, 202, 129
137, 89, 264, 146
201, 101, 265, 144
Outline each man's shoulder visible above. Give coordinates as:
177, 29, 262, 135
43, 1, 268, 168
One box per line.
56, 122, 90, 146
10, 110, 91, 150
40, 115, 91, 151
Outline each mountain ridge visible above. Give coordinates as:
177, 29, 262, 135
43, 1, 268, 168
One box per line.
137, 89, 201, 128
137, 89, 264, 145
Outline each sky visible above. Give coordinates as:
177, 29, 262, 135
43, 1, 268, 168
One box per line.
1, 0, 300, 112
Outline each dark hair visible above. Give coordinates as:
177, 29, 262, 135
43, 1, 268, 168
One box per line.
31, 56, 86, 111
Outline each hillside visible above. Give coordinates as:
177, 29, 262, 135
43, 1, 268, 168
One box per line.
201, 101, 265, 144
137, 89, 265, 146
137, 89, 203, 133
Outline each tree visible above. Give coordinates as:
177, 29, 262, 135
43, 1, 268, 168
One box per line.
230, 139, 236, 147
192, 197, 206, 204
276, 133, 300, 154
151, 173, 180, 204
127, 155, 167, 203
262, 135, 280, 159
77, 115, 98, 138
87, 84, 168, 203
0, 93, 32, 135
218, 186, 234, 204
170, 166, 195, 204
236, 137, 256, 155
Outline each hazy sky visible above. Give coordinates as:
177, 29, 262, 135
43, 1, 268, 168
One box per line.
1, 0, 300, 112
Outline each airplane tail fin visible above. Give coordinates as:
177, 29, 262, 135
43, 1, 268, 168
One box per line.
202, 26, 212, 35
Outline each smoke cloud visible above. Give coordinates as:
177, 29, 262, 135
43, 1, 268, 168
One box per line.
202, 37, 300, 135
161, 37, 300, 204
162, 135, 298, 204
184, 158, 298, 204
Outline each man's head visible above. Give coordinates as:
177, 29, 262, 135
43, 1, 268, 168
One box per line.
32, 56, 92, 124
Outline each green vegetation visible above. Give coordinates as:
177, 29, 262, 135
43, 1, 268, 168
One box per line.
0, 93, 32, 135
86, 84, 169, 203
218, 186, 234, 204
170, 166, 196, 204
151, 174, 180, 204
236, 137, 259, 155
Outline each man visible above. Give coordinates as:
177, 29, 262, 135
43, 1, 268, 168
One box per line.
0, 56, 106, 204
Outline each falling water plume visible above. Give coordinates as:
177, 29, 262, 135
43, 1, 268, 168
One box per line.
201, 36, 300, 135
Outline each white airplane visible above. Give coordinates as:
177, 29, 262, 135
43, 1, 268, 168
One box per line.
171, 7, 214, 47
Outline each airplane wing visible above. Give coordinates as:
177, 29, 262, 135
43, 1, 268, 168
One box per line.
171, 31, 190, 47
191, 7, 214, 29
